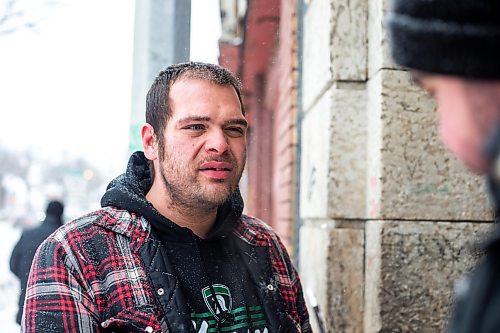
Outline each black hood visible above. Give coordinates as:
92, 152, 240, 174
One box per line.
101, 151, 245, 242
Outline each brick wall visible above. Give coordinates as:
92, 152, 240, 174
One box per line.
219, 0, 299, 252
265, 0, 299, 250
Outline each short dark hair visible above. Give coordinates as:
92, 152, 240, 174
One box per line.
145, 61, 245, 151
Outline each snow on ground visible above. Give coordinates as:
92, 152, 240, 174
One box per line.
0, 221, 22, 333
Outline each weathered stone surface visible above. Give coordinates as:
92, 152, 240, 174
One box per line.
301, 90, 332, 218
365, 220, 493, 333
330, 0, 368, 81
301, 83, 367, 219
302, 0, 368, 111
302, 0, 333, 111
367, 0, 398, 78
328, 82, 367, 219
366, 69, 493, 221
300, 220, 364, 333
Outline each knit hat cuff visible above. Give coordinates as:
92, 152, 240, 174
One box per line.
387, 13, 500, 79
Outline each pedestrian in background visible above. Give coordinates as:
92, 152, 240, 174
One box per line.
9, 200, 64, 325
386, 1, 500, 332
22, 62, 310, 333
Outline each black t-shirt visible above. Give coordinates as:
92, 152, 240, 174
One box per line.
164, 236, 269, 333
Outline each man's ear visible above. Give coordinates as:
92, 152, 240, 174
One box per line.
142, 123, 158, 160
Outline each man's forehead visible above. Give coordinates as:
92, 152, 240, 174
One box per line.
167, 97, 246, 125
409, 71, 448, 92
411, 71, 474, 91
167, 81, 244, 117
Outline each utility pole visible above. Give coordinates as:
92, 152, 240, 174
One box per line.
129, 0, 191, 153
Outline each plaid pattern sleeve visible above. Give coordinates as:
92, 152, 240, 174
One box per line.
22, 207, 162, 333
23, 232, 99, 332
270, 233, 312, 332
237, 215, 312, 332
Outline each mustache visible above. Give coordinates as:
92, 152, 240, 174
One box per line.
198, 152, 236, 165
198, 156, 235, 165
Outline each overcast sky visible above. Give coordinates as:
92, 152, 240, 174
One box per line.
0, 3, 221, 327
0, 0, 220, 176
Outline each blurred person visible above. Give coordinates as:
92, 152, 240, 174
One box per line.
9, 200, 64, 325
386, 1, 500, 332
22, 62, 310, 333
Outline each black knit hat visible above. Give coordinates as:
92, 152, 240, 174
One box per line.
386, 0, 500, 80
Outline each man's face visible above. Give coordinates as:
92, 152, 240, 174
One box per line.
415, 74, 500, 174
156, 78, 247, 209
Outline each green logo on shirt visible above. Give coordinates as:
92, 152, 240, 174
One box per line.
202, 284, 233, 321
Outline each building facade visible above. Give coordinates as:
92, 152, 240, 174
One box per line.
219, 0, 494, 332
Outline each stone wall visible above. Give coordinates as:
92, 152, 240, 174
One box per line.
299, 0, 494, 332
364, 221, 491, 333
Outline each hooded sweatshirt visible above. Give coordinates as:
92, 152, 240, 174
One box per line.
101, 151, 268, 333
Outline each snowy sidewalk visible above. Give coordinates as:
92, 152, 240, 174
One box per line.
0, 221, 22, 333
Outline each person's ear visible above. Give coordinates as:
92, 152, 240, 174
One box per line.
142, 123, 158, 160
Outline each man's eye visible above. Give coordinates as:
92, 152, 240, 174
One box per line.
226, 127, 245, 136
185, 124, 205, 131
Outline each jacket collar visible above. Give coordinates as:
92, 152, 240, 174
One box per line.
94, 206, 149, 239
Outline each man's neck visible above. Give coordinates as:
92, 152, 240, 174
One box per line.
146, 183, 217, 239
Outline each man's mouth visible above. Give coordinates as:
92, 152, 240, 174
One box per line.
199, 161, 233, 171
199, 161, 233, 179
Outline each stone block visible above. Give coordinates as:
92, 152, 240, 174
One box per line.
365, 220, 493, 333
302, 0, 333, 111
301, 83, 367, 219
300, 220, 364, 333
330, 0, 368, 82
366, 69, 493, 221
328, 82, 367, 219
301, 89, 331, 218
302, 0, 368, 111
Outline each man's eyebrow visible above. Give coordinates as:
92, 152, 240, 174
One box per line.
176, 116, 211, 127
224, 119, 248, 128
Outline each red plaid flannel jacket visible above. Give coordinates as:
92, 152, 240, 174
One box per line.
22, 206, 311, 332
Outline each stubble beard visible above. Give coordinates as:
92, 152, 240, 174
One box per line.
158, 146, 245, 211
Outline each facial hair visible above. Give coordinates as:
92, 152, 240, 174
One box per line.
158, 144, 245, 211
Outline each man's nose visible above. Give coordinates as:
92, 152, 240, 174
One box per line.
205, 129, 229, 155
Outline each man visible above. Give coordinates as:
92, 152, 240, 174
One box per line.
23, 62, 310, 333
10, 200, 64, 325
386, 1, 500, 332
